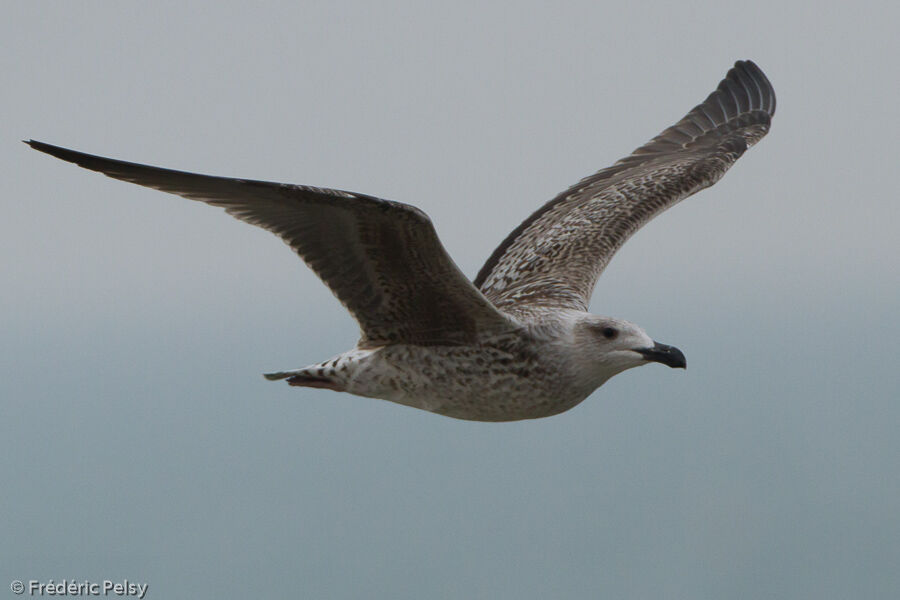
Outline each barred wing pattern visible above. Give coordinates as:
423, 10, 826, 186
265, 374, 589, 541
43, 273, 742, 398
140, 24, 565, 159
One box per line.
27, 141, 513, 346
474, 60, 776, 314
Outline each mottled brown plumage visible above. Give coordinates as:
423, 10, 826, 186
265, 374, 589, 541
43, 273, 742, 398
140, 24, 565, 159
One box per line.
27, 60, 774, 421
474, 60, 774, 315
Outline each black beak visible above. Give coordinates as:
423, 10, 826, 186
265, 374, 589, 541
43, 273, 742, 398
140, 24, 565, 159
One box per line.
637, 342, 687, 369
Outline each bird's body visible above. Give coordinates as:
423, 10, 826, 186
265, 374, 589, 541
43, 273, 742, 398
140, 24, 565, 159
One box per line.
267, 312, 635, 421
29, 60, 775, 421
277, 330, 567, 422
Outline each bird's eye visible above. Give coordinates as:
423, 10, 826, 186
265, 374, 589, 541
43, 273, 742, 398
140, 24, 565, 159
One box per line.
601, 327, 618, 340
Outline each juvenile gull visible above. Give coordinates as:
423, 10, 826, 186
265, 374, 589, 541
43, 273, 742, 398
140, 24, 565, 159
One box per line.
28, 60, 775, 421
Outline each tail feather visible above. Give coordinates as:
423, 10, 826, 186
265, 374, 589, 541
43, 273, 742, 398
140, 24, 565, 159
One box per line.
263, 369, 344, 391
263, 370, 302, 381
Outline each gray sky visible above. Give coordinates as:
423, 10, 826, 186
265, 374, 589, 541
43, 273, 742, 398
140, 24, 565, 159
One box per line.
3, 1, 899, 598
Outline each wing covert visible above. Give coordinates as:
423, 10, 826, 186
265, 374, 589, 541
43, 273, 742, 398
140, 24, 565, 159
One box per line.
474, 60, 775, 314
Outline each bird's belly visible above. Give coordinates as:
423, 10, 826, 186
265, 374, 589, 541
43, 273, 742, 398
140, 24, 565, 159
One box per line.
347, 344, 586, 421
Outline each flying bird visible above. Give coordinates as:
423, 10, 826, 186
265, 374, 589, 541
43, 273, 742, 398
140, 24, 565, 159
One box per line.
28, 60, 775, 421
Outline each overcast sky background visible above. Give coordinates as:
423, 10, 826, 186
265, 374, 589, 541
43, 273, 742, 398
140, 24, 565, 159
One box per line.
2, 2, 898, 599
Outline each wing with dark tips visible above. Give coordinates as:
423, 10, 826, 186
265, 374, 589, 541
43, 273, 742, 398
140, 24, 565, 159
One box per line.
28, 140, 514, 345
474, 60, 775, 313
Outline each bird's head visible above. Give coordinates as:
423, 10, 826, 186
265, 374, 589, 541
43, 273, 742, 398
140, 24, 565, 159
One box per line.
572, 314, 686, 386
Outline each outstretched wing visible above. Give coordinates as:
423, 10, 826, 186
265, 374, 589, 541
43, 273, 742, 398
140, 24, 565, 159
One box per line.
474, 60, 775, 314
28, 141, 514, 346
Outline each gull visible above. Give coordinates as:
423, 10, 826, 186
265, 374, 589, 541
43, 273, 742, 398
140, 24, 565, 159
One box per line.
28, 60, 775, 421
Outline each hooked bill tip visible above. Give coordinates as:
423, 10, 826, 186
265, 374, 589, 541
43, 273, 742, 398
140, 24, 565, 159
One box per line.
637, 342, 686, 369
